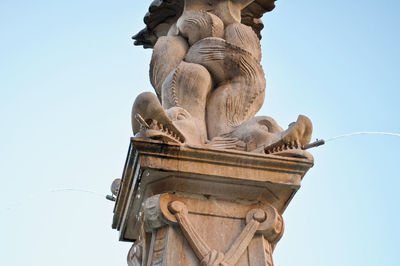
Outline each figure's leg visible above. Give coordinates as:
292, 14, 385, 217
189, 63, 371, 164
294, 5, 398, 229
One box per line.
148, 11, 224, 142
150, 36, 188, 100
186, 37, 266, 139
151, 10, 223, 99
206, 79, 265, 138
161, 61, 212, 141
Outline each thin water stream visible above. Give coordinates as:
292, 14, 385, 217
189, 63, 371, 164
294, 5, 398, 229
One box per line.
325, 132, 400, 142
303, 131, 400, 150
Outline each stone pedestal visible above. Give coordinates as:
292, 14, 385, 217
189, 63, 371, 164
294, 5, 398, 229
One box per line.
112, 138, 313, 265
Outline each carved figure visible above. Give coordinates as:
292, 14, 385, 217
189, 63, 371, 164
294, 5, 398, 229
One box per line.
131, 0, 312, 158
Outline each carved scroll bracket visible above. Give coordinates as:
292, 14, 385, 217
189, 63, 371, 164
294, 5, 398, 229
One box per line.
143, 194, 169, 232
142, 193, 285, 265
246, 205, 284, 245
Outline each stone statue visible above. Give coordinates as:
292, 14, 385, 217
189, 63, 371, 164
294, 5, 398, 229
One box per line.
131, 0, 313, 158
115, 3, 316, 264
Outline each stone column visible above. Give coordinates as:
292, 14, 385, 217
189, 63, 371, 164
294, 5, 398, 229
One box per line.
112, 138, 313, 266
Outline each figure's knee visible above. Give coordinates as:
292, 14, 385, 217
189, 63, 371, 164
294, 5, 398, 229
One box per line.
150, 35, 188, 97
162, 61, 212, 110
177, 10, 224, 45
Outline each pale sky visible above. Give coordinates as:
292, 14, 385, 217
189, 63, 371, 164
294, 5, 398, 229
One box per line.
1, 0, 399, 265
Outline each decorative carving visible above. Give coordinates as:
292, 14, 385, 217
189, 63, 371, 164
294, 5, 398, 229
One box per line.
221, 209, 267, 266
168, 201, 221, 264
120, 2, 317, 264
113, 138, 314, 266
264, 239, 274, 266
144, 194, 167, 231
131, 0, 314, 159
127, 224, 149, 266
127, 241, 143, 266
142, 194, 284, 265
150, 227, 168, 265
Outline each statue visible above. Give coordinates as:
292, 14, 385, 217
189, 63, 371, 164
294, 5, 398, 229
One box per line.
114, 3, 316, 265
131, 0, 313, 157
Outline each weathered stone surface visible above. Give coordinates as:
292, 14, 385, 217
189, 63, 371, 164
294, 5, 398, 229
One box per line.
113, 1, 317, 265
112, 139, 313, 265
133, 0, 277, 47
131, 0, 314, 158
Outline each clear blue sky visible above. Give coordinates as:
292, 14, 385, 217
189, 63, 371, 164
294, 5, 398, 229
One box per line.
1, 0, 399, 265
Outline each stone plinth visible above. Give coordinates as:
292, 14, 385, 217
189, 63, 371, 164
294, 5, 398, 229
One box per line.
112, 138, 313, 265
